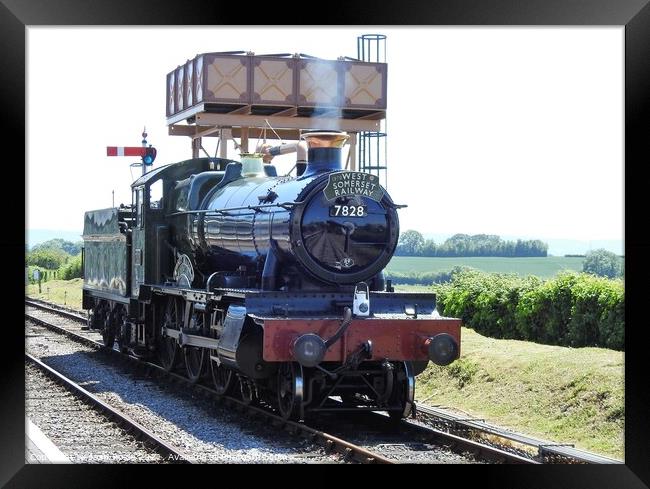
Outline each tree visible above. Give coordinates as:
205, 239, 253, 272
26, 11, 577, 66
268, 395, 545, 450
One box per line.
396, 230, 425, 256
582, 249, 622, 279
31, 238, 82, 256
26, 248, 67, 269
394, 231, 549, 257
421, 239, 437, 256
59, 254, 83, 280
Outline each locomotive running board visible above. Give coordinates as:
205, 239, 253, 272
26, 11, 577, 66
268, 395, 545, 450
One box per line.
245, 291, 438, 317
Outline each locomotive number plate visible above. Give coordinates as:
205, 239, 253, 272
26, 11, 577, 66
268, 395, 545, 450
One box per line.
329, 205, 367, 217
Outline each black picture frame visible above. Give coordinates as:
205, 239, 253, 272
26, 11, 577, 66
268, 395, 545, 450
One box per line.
4, 1, 649, 486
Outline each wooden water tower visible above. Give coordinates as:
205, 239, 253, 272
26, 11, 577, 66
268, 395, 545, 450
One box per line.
165, 50, 387, 173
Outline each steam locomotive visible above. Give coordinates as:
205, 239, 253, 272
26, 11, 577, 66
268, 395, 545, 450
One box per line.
82, 130, 461, 420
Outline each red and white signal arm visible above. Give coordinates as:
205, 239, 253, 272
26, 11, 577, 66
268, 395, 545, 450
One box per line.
107, 146, 157, 165
107, 146, 146, 157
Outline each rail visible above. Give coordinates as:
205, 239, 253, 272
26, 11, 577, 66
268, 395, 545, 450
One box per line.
25, 352, 193, 463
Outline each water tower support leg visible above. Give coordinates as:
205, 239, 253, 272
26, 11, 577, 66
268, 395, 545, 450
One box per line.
192, 137, 201, 159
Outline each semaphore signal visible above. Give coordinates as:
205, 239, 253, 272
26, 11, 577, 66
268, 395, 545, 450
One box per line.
107, 128, 157, 175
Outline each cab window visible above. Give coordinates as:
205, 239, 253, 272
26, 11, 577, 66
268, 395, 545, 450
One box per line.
149, 179, 163, 209
135, 186, 144, 227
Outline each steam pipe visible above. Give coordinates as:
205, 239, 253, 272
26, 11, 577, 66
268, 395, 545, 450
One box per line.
256, 141, 308, 174
261, 247, 280, 290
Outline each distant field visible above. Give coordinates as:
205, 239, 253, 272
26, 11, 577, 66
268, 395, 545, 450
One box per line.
386, 256, 586, 279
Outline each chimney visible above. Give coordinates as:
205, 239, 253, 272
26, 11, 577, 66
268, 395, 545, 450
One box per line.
301, 131, 350, 177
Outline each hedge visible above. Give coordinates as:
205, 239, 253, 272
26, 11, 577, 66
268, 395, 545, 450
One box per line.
434, 269, 624, 351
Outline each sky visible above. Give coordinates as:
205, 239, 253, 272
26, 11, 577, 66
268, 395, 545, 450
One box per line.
26, 27, 623, 245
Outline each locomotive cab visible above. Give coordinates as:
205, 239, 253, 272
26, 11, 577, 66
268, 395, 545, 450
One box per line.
129, 157, 241, 294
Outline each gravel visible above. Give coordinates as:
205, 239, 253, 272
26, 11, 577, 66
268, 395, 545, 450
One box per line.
26, 306, 94, 335
26, 364, 164, 463
26, 319, 336, 463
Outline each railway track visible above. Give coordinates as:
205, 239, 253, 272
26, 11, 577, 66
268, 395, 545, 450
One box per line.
25, 297, 614, 464
414, 404, 622, 464
26, 353, 192, 463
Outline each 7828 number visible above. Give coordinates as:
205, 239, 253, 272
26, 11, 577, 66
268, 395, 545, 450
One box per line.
329, 205, 367, 217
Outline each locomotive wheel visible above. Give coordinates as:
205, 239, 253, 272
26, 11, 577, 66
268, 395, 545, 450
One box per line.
388, 362, 415, 422
239, 376, 258, 406
88, 305, 101, 330
277, 362, 304, 420
184, 310, 206, 382
101, 306, 116, 349
159, 298, 182, 371
102, 322, 115, 349
209, 356, 234, 396
115, 306, 129, 354
184, 346, 206, 383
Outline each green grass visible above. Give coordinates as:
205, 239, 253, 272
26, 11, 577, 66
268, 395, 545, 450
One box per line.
387, 256, 586, 279
26, 278, 84, 310
417, 327, 624, 460
27, 278, 624, 459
